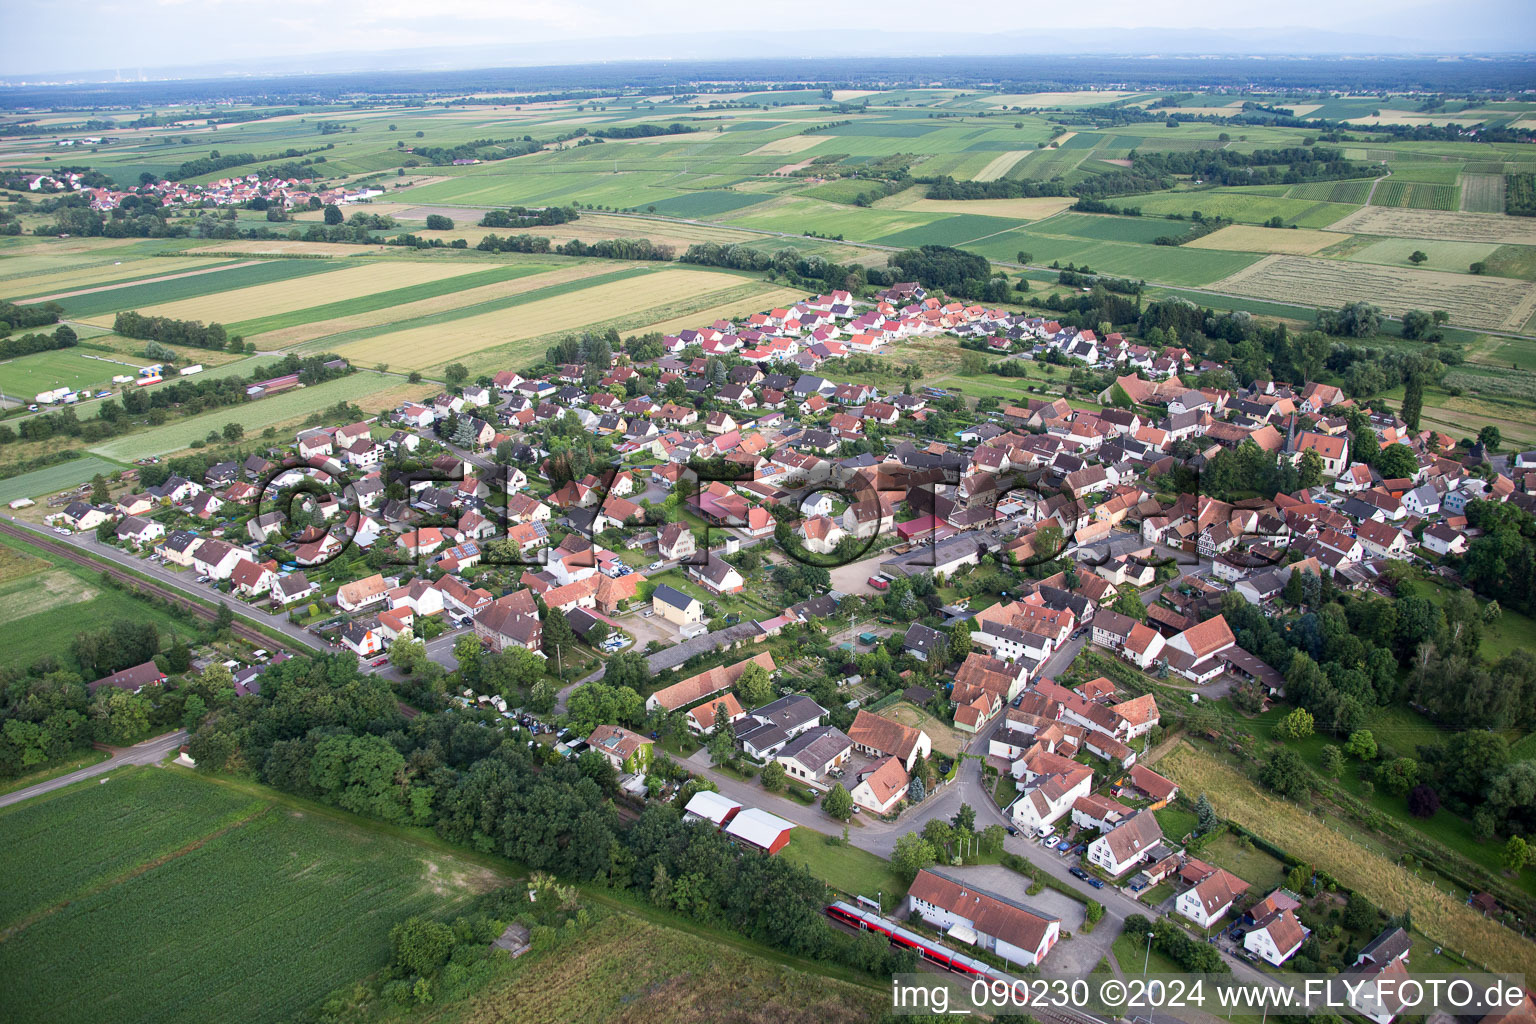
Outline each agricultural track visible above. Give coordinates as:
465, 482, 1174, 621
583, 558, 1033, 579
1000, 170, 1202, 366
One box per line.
0, 522, 313, 655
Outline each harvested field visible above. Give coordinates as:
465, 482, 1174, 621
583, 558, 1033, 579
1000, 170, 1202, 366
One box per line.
249, 262, 615, 349
1159, 743, 1536, 978
103, 259, 484, 327
901, 197, 1075, 221
1461, 173, 1508, 213
1184, 224, 1341, 255
1325, 206, 1536, 244
748, 135, 825, 156
1213, 254, 1536, 331
328, 268, 762, 371
412, 911, 883, 1024
974, 150, 1034, 182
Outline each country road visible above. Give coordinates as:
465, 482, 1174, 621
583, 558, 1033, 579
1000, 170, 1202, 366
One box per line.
0, 729, 188, 809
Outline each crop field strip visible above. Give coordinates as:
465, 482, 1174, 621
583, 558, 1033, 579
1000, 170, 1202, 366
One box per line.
101, 258, 498, 330
0, 769, 498, 1024
1214, 254, 1536, 332
290, 264, 654, 354
1184, 224, 1343, 255
257, 262, 630, 350
2, 257, 242, 297
1369, 179, 1461, 211
224, 261, 557, 337
1460, 173, 1508, 213
52, 258, 346, 320
326, 268, 790, 372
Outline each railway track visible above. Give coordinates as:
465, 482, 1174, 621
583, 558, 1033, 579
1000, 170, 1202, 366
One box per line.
0, 522, 308, 655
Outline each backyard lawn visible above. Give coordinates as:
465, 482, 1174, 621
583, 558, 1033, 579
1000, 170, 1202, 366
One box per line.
780, 828, 909, 908
1198, 829, 1289, 893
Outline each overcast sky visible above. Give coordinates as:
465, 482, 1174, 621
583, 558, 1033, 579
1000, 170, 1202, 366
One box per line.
3, 0, 1533, 78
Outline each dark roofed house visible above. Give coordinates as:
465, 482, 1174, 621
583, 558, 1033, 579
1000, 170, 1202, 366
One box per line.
90, 660, 166, 695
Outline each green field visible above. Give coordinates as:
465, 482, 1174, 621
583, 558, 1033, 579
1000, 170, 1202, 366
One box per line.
780, 828, 910, 905
88, 371, 397, 460
1371, 179, 1461, 211
0, 454, 123, 504
52, 259, 345, 319
0, 531, 203, 670
0, 348, 135, 398
0, 768, 497, 1024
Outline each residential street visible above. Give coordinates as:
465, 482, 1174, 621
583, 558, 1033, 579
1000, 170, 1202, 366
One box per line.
0, 729, 188, 809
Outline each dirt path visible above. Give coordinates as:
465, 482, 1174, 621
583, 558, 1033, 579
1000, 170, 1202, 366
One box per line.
1363, 167, 1392, 206
21, 259, 263, 304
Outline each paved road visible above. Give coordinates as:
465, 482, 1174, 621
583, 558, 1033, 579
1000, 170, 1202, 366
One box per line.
0, 729, 188, 809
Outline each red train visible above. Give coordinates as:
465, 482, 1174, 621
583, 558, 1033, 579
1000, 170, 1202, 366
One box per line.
825, 900, 1019, 984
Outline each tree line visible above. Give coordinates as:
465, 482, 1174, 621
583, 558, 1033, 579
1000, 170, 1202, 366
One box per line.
182, 653, 916, 982
114, 311, 241, 352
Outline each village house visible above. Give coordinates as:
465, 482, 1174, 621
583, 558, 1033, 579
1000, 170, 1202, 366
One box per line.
906, 869, 1061, 968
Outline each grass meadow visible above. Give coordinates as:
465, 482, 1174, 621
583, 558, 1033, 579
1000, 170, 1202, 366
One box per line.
0, 531, 202, 670
0, 768, 500, 1024
1158, 743, 1536, 976
88, 371, 397, 461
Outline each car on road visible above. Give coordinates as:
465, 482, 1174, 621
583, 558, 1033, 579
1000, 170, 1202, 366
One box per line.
647, 561, 663, 571
1006, 826, 1020, 837
1087, 877, 1106, 889
371, 657, 389, 667
95, 390, 112, 398
1070, 867, 1091, 881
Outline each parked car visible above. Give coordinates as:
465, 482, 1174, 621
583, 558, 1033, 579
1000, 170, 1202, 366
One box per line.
371, 657, 389, 667
1087, 877, 1106, 889
1070, 867, 1091, 881
647, 561, 663, 571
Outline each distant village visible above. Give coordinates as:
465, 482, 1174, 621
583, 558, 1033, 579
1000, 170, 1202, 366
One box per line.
24, 170, 383, 212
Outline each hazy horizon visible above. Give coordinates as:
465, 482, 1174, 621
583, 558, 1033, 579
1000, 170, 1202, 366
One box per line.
4, 0, 1536, 83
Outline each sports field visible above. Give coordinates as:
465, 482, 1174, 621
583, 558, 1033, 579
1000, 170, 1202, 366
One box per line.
0, 348, 140, 398
88, 371, 399, 461
0, 768, 501, 1024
